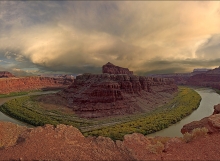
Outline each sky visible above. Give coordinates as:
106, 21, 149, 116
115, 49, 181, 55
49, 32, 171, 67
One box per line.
0, 1, 220, 76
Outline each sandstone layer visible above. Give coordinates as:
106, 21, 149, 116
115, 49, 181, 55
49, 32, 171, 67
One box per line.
0, 71, 15, 78
149, 73, 191, 85
1, 111, 220, 160
187, 66, 220, 90
0, 76, 73, 94
102, 62, 133, 75
57, 67, 177, 118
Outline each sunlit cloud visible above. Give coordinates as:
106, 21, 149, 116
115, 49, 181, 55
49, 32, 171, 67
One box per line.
0, 1, 220, 76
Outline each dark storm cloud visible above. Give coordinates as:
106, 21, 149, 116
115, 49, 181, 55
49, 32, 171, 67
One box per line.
0, 1, 220, 76
196, 34, 220, 59
137, 58, 220, 75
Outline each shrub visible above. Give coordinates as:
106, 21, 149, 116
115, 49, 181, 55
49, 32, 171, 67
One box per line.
192, 127, 208, 138
183, 132, 193, 143
147, 141, 164, 154
183, 127, 208, 143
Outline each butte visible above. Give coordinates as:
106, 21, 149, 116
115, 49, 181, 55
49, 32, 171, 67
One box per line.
50, 62, 178, 118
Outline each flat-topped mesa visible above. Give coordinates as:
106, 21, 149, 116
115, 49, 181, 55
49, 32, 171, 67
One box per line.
102, 62, 133, 75
0, 71, 15, 78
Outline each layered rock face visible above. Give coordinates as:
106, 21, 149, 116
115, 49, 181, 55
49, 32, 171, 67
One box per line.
0, 71, 15, 78
150, 73, 192, 85
187, 66, 220, 89
102, 62, 133, 75
0, 76, 73, 94
58, 63, 177, 118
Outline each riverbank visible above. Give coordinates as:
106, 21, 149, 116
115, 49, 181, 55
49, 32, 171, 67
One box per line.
84, 87, 201, 140
0, 86, 201, 140
148, 88, 220, 137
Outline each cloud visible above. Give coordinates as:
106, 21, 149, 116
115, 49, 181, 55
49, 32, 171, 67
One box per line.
0, 1, 220, 75
196, 34, 220, 59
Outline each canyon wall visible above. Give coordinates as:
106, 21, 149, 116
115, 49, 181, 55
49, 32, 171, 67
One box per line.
187, 66, 220, 90
58, 63, 177, 118
0, 76, 73, 94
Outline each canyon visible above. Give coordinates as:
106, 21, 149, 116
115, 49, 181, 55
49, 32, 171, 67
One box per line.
151, 67, 220, 90
52, 62, 178, 118
187, 66, 220, 90
0, 103, 220, 160
181, 104, 220, 134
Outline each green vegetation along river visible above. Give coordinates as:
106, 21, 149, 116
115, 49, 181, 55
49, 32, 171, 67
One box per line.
0, 86, 210, 140
148, 88, 220, 137
0, 90, 59, 127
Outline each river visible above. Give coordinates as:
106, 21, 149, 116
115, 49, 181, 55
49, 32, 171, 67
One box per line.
0, 88, 220, 136
148, 88, 220, 137
0, 90, 59, 127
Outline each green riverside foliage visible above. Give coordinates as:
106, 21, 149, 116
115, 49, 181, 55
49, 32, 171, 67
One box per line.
0, 87, 201, 141
0, 90, 44, 98
83, 87, 201, 140
0, 96, 92, 128
0, 92, 29, 98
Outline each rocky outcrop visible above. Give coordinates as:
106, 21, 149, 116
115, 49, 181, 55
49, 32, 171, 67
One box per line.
1, 120, 220, 160
181, 104, 220, 134
102, 62, 133, 75
0, 71, 15, 78
0, 76, 73, 94
213, 104, 220, 114
58, 72, 177, 118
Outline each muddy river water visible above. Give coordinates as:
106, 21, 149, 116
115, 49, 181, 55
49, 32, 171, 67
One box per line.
148, 88, 220, 137
0, 88, 220, 137
0, 91, 58, 127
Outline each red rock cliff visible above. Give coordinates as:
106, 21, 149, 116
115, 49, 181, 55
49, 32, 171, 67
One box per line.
102, 62, 133, 75
0, 76, 73, 94
187, 66, 220, 90
58, 72, 177, 118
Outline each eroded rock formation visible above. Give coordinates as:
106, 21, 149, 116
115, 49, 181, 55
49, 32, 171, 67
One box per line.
56, 63, 177, 118
0, 71, 15, 78
0, 76, 73, 94
187, 66, 220, 90
102, 62, 133, 75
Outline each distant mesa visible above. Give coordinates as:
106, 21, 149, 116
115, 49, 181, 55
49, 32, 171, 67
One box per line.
187, 66, 220, 90
102, 62, 133, 75
0, 71, 15, 78
0, 74, 74, 94
56, 62, 178, 118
